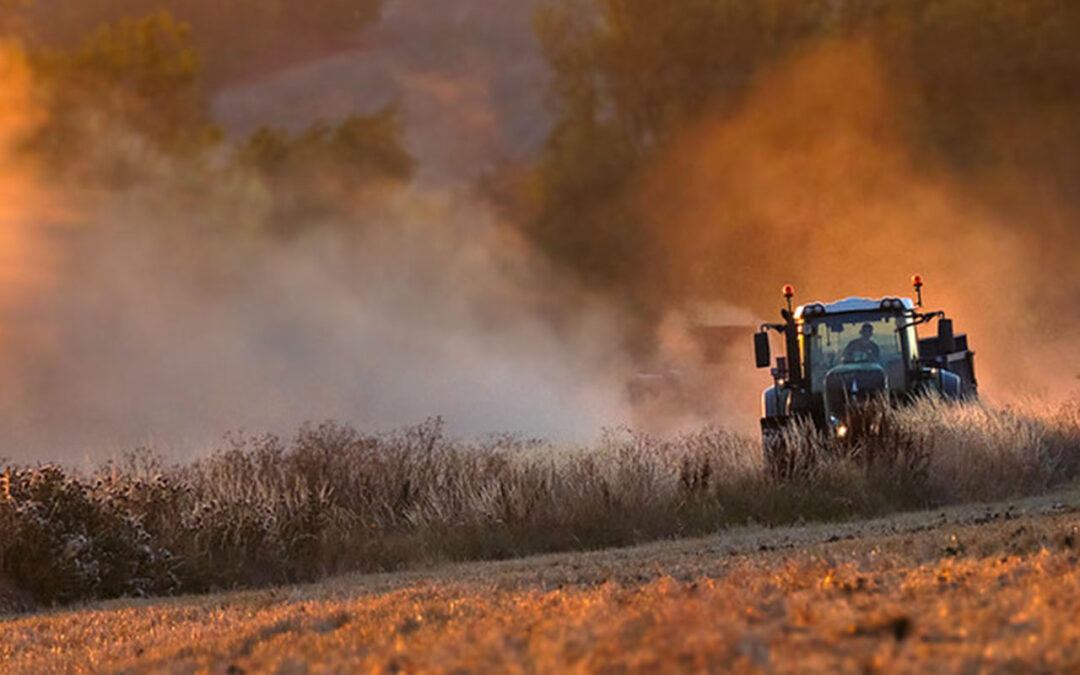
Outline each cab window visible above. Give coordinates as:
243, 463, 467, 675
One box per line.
802, 312, 907, 392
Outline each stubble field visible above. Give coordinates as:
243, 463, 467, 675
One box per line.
5, 488, 1080, 673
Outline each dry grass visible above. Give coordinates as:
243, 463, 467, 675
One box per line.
5, 488, 1080, 673
1, 399, 1078, 610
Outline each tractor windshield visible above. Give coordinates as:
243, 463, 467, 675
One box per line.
801, 311, 912, 393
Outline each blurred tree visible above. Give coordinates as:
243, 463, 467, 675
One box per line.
11, 4, 410, 231
532, 0, 841, 317
30, 9, 219, 178
529, 0, 1080, 325
330, 110, 416, 181
242, 107, 413, 182
12, 0, 386, 84
0, 0, 33, 35
901, 0, 1080, 172
71, 10, 201, 116
0, 0, 31, 17
239, 106, 415, 233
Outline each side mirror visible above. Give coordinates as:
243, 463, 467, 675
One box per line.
938, 318, 956, 353
754, 332, 771, 369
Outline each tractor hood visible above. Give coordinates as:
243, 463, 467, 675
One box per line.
823, 363, 888, 424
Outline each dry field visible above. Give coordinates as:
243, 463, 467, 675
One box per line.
5, 486, 1080, 673
4, 399, 1078, 611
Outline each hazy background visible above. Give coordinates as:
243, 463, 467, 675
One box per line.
0, 0, 1077, 461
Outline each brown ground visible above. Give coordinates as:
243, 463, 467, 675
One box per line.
4, 487, 1080, 673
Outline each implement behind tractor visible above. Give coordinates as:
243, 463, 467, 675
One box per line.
753, 276, 976, 477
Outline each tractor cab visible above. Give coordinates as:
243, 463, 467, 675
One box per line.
795, 298, 920, 432
796, 298, 919, 395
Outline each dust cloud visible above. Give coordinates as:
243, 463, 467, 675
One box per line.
0, 45, 631, 463
0, 46, 65, 324
642, 38, 1080, 407
1, 187, 634, 462
3, 31, 1077, 463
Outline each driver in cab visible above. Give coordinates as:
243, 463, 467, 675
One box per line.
842, 323, 881, 363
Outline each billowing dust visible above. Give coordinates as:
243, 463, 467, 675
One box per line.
0, 47, 65, 324
643, 38, 1080, 409
0, 42, 632, 462
0, 35, 1076, 461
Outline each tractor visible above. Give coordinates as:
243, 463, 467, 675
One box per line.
753, 275, 976, 477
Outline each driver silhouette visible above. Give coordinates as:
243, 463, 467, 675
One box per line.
842, 323, 881, 363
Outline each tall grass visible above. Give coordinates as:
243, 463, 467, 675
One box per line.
2, 399, 1078, 608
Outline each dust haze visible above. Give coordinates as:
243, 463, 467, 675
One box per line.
643, 38, 1080, 408
1, 19, 1078, 462
212, 0, 550, 184
0, 44, 631, 462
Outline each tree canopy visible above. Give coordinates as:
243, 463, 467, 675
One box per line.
530, 0, 1080, 323
1, 0, 386, 83
10, 6, 413, 228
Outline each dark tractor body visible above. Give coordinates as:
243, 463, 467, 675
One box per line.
753, 278, 976, 477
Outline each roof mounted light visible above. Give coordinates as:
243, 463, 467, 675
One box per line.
782, 284, 795, 313
911, 274, 924, 307
880, 297, 905, 310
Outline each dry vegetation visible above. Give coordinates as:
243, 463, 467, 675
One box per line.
2, 399, 1078, 612
0, 5, 1077, 669
5, 484, 1080, 672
